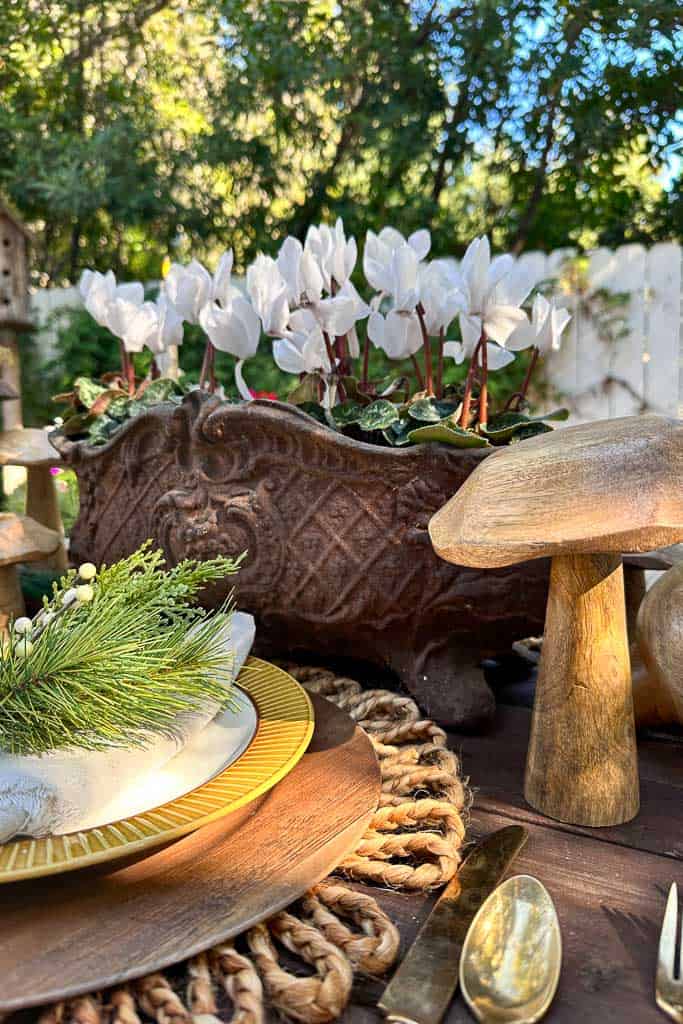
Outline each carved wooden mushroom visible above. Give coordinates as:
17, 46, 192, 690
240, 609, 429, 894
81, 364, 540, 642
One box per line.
0, 428, 67, 571
633, 563, 683, 728
0, 513, 60, 633
429, 415, 683, 827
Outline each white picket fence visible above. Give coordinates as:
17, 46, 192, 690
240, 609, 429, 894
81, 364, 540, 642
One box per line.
514, 242, 682, 422
29, 242, 683, 421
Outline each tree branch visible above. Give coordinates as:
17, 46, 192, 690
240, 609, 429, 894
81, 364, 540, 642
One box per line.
62, 0, 174, 68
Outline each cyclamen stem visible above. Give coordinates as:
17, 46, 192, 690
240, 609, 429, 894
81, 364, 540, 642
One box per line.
120, 342, 135, 396
410, 354, 425, 391
479, 339, 488, 430
322, 331, 336, 374
513, 346, 540, 410
437, 327, 445, 399
415, 303, 433, 396
198, 340, 214, 392
361, 333, 371, 388
459, 336, 484, 429
335, 333, 351, 377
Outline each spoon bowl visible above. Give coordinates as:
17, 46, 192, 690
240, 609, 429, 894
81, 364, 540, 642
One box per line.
459, 874, 561, 1023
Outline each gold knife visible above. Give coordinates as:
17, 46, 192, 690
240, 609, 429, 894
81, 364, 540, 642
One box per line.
378, 824, 529, 1024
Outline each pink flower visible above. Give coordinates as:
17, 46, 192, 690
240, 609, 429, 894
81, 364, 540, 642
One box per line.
250, 389, 278, 400
50, 467, 61, 476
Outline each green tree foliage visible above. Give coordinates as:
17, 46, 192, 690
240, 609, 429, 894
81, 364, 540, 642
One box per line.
0, 0, 680, 286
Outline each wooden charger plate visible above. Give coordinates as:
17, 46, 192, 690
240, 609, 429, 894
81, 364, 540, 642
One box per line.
0, 679, 380, 1010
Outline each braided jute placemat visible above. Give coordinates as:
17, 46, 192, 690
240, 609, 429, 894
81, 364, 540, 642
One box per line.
18, 664, 470, 1024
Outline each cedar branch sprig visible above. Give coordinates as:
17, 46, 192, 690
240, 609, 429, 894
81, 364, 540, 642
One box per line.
0, 543, 245, 756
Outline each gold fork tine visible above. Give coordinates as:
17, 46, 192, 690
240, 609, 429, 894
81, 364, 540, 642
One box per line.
660, 883, 678, 978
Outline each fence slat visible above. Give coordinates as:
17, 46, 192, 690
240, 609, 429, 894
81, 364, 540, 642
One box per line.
644, 242, 681, 418
543, 248, 578, 407
571, 248, 613, 421
606, 244, 646, 417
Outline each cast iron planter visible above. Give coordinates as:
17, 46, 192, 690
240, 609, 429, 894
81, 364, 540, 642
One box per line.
54, 392, 549, 727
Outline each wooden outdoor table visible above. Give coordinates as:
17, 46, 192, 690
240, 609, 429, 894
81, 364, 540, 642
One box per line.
341, 703, 683, 1024
8, 697, 682, 1023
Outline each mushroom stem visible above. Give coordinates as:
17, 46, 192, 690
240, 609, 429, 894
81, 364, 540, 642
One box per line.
26, 466, 68, 572
0, 564, 24, 636
525, 551, 639, 827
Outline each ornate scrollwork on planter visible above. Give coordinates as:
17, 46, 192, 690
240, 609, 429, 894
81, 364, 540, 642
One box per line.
54, 394, 550, 727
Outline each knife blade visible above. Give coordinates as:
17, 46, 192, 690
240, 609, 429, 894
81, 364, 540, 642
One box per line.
378, 824, 528, 1024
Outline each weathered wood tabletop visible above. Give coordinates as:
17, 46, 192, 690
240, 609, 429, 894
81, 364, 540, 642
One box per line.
7, 696, 681, 1023
342, 704, 683, 1023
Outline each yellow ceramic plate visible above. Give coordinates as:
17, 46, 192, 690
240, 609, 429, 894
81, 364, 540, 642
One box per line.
0, 657, 314, 884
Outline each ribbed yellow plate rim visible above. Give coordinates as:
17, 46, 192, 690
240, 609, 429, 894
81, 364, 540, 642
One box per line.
0, 657, 314, 884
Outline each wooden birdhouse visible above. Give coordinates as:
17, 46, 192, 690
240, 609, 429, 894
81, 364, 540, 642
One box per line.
0, 204, 31, 331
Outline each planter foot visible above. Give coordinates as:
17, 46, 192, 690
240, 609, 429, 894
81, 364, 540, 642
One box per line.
393, 642, 495, 730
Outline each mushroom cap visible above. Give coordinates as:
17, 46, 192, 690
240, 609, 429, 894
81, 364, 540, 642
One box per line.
429, 415, 683, 569
0, 514, 61, 567
0, 428, 63, 468
623, 544, 683, 571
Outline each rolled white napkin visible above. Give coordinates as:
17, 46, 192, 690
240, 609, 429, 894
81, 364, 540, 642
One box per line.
0, 611, 256, 842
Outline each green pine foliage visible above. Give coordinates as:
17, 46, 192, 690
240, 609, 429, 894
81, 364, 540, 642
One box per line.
0, 544, 245, 756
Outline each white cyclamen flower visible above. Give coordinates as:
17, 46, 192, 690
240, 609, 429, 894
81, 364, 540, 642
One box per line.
199, 293, 261, 401
146, 295, 184, 354
276, 237, 325, 306
211, 251, 236, 309
418, 261, 467, 335
107, 296, 182, 355
199, 297, 260, 360
456, 236, 532, 353
334, 279, 370, 357
363, 226, 431, 294
246, 254, 290, 335
79, 270, 144, 327
272, 308, 333, 376
506, 293, 572, 355
367, 309, 423, 361
164, 259, 212, 324
305, 218, 357, 290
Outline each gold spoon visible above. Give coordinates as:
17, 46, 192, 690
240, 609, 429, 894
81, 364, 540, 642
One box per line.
459, 874, 562, 1023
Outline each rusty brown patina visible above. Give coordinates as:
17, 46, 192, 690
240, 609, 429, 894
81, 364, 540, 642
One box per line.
53, 392, 550, 728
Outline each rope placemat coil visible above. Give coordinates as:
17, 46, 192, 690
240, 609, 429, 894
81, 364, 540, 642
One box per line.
24, 665, 468, 1024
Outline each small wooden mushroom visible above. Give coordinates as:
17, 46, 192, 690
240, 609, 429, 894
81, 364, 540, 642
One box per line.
429, 415, 683, 827
0, 428, 67, 571
0, 513, 60, 633
633, 564, 683, 728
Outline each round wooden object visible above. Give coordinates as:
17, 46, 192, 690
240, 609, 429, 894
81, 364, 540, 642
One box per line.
0, 694, 380, 1012
525, 553, 639, 827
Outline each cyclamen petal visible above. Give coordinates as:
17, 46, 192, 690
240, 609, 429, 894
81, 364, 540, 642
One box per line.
212, 251, 235, 308
315, 295, 357, 336
408, 229, 431, 261
277, 237, 304, 304
459, 312, 483, 355
483, 305, 528, 346
300, 250, 324, 303
485, 343, 516, 370
165, 260, 212, 324
391, 244, 420, 311
116, 282, 145, 306
443, 340, 467, 365
199, 296, 260, 359
272, 337, 306, 375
